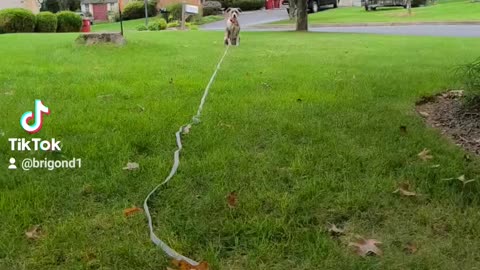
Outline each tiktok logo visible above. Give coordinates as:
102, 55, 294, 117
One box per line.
20, 100, 50, 134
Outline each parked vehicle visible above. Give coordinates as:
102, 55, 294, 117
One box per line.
282, 0, 339, 14
364, 0, 407, 11
75, 12, 94, 25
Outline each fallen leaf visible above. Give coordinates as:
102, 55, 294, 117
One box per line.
123, 207, 142, 217
123, 162, 139, 170
171, 260, 209, 270
183, 124, 192, 134
25, 225, 41, 240
418, 111, 430, 117
349, 238, 383, 257
227, 191, 238, 209
393, 182, 417, 197
404, 242, 418, 254
418, 148, 433, 161
327, 223, 345, 236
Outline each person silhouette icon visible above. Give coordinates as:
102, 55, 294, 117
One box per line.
8, 158, 17, 170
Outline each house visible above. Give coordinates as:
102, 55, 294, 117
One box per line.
81, 0, 130, 22
0, 0, 41, 13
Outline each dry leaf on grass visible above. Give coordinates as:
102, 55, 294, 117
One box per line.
404, 242, 418, 254
327, 223, 345, 236
123, 207, 142, 217
418, 111, 430, 118
183, 124, 192, 134
227, 191, 238, 209
443, 175, 476, 187
418, 148, 433, 161
393, 183, 417, 197
123, 162, 139, 171
349, 238, 383, 257
171, 260, 209, 270
25, 225, 41, 240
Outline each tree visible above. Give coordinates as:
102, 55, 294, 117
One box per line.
41, 0, 80, 12
296, 0, 308, 31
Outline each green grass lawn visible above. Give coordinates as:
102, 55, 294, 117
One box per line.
273, 0, 480, 25
1, 31, 480, 269
92, 15, 223, 32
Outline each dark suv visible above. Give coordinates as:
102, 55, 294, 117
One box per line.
282, 0, 339, 13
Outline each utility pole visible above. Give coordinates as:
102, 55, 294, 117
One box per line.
144, 0, 149, 27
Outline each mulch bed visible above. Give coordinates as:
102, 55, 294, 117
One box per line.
416, 90, 480, 155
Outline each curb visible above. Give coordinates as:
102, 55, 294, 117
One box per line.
255, 21, 480, 28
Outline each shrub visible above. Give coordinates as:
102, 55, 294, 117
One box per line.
203, 1, 222, 16
136, 24, 147, 31
412, 0, 427, 7
147, 18, 167, 30
0, 8, 36, 34
123, 1, 157, 20
462, 57, 480, 99
167, 21, 179, 28
219, 0, 264, 10
35, 11, 57, 32
166, 3, 183, 21
56, 11, 82, 32
231, 0, 264, 10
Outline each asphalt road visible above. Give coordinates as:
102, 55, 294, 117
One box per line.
202, 9, 480, 37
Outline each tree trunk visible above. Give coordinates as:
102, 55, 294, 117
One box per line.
288, 0, 297, 20
296, 0, 308, 31
407, 0, 412, 15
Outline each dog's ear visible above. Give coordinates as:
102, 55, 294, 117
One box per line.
237, 8, 242, 13
224, 7, 231, 13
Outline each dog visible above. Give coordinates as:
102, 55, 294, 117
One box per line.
224, 8, 242, 46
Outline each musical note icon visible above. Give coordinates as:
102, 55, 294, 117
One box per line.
20, 100, 50, 134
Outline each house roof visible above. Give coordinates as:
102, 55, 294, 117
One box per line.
81, 0, 117, 3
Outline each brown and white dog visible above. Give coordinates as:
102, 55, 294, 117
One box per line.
224, 8, 242, 46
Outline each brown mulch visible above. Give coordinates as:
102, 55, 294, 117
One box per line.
416, 90, 480, 155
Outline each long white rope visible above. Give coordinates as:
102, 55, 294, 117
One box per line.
143, 46, 230, 266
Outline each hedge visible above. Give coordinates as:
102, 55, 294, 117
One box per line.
148, 18, 167, 30
203, 1, 222, 16
218, 0, 264, 10
123, 1, 158, 20
0, 8, 36, 34
56, 11, 82, 32
35, 11, 57, 32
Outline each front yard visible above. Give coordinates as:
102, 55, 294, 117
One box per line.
1, 31, 480, 269
273, 0, 480, 25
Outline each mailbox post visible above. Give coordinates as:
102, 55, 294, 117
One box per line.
181, 3, 199, 30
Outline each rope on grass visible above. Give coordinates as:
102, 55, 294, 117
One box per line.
143, 45, 230, 266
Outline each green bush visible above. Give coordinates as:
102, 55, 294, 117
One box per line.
218, 0, 264, 10
123, 1, 157, 20
203, 1, 222, 16
35, 11, 57, 32
0, 8, 36, 34
56, 11, 82, 32
462, 57, 480, 99
412, 0, 427, 7
147, 18, 167, 30
166, 3, 183, 21
136, 24, 147, 31
167, 21, 179, 28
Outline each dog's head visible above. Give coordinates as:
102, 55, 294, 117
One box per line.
225, 7, 242, 20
